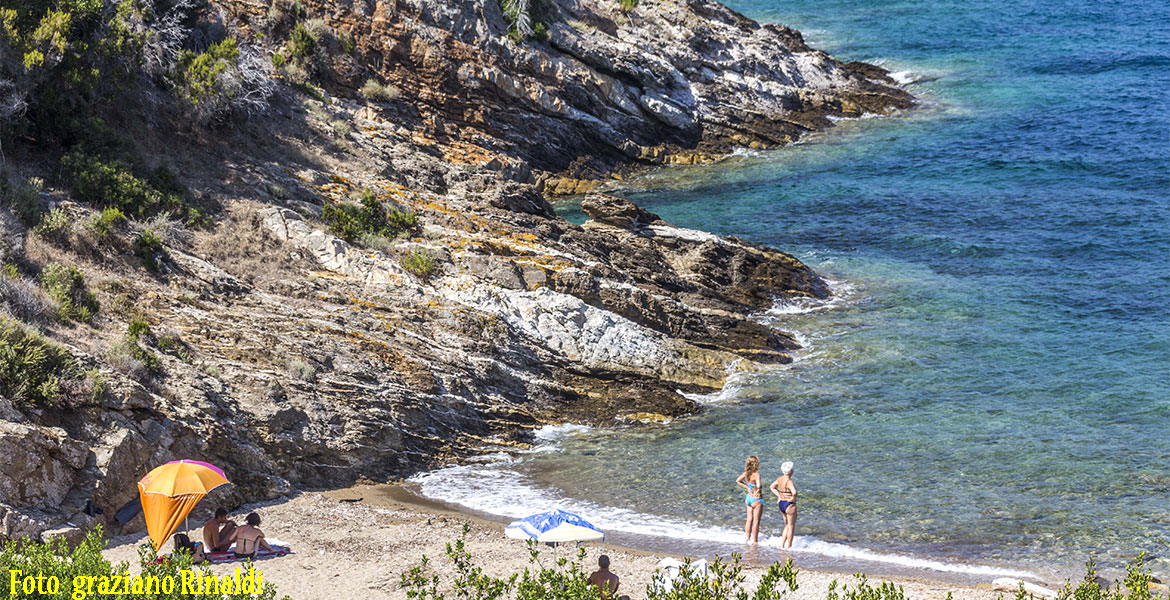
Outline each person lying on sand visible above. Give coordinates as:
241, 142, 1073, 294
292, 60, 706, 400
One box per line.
202, 507, 237, 552
229, 512, 274, 560
587, 555, 629, 600
770, 461, 798, 549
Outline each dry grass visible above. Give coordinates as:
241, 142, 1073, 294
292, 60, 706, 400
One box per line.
193, 204, 313, 289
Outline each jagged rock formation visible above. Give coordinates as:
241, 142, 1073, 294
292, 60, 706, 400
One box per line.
219, 0, 912, 190
0, 0, 911, 542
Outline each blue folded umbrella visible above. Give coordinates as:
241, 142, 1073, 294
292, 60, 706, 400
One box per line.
504, 509, 605, 543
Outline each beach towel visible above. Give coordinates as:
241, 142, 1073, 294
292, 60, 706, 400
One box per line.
158, 538, 294, 564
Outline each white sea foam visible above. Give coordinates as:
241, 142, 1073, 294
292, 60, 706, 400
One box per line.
409, 458, 1040, 580
532, 423, 595, 442
889, 70, 916, 85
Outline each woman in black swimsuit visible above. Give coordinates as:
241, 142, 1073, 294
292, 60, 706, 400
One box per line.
229, 512, 273, 559
769, 461, 797, 548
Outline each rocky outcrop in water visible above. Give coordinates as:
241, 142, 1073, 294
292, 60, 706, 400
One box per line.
0, 0, 909, 542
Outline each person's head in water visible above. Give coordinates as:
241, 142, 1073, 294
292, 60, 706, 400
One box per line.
598, 555, 610, 570
781, 461, 794, 476
214, 507, 228, 523
246, 512, 261, 527
745, 456, 759, 475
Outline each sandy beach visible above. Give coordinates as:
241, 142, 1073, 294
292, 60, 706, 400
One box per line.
101, 485, 1014, 600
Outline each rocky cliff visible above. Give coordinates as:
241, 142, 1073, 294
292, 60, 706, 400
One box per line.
0, 0, 910, 542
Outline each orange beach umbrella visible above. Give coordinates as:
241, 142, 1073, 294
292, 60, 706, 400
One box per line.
137, 460, 230, 550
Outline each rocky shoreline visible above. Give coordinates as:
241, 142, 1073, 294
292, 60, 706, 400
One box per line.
0, 0, 912, 544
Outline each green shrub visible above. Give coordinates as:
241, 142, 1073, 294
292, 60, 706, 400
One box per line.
619, 0, 639, 14
322, 188, 417, 242
107, 321, 160, 380
33, 206, 70, 240
0, 173, 45, 226
0, 267, 52, 322
286, 357, 316, 381
329, 119, 351, 137
87, 206, 127, 240
39, 262, 99, 323
499, 0, 534, 39
338, 30, 355, 54
400, 529, 805, 600
289, 22, 317, 59
0, 526, 289, 600
360, 78, 399, 101
135, 228, 165, 271
127, 318, 150, 338
175, 37, 240, 106
1054, 553, 1163, 600
0, 315, 74, 406
61, 151, 187, 220
827, 574, 905, 600
401, 248, 436, 280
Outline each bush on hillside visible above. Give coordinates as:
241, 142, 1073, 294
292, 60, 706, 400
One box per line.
400, 526, 801, 600
273, 21, 325, 84
135, 228, 166, 272
0, 267, 52, 322
173, 36, 275, 124
39, 262, 98, 323
400, 248, 435, 280
322, 187, 418, 243
61, 151, 190, 221
360, 78, 400, 101
0, 315, 74, 406
0, 172, 45, 226
87, 206, 127, 241
107, 319, 160, 381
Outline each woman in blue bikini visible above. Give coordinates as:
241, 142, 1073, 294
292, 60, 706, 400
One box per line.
770, 461, 797, 548
736, 455, 763, 543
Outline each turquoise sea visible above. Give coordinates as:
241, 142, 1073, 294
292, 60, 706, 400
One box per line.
414, 0, 1170, 581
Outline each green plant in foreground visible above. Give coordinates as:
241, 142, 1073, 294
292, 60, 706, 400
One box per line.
0, 526, 289, 600
619, 0, 639, 13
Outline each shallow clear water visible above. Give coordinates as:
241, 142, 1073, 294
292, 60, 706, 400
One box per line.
415, 0, 1170, 580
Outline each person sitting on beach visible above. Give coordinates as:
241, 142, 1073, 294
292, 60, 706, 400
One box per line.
736, 455, 764, 543
770, 461, 798, 548
202, 507, 237, 552
587, 555, 628, 600
228, 512, 273, 560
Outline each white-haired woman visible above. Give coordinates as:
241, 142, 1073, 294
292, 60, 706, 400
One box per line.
770, 461, 797, 548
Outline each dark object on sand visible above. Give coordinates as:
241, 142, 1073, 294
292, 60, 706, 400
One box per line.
339, 498, 363, 503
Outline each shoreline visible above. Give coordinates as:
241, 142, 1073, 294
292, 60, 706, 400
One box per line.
100, 483, 1060, 600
